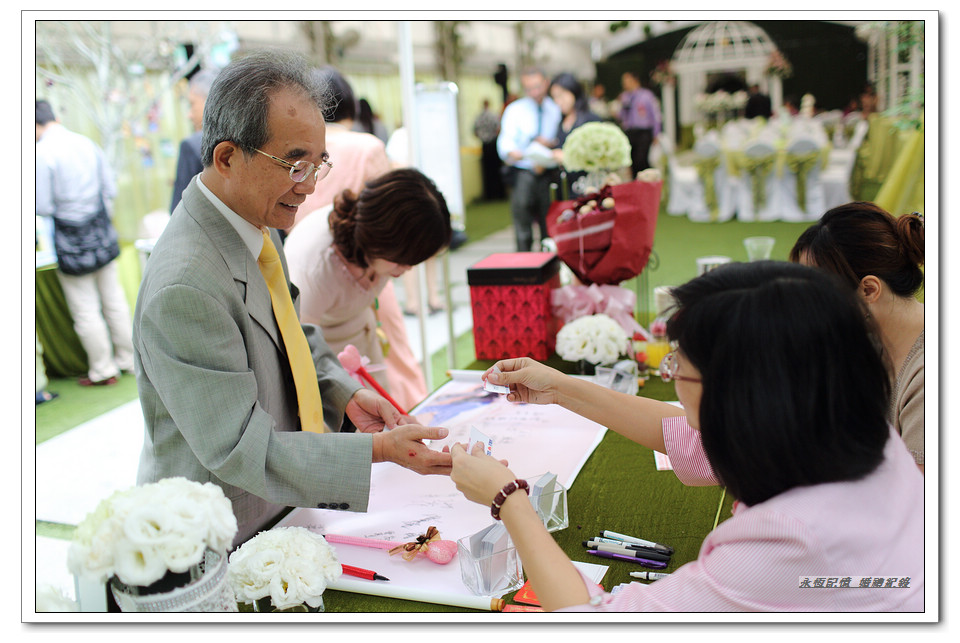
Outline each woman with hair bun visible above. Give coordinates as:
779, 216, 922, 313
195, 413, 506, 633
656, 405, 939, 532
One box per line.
790, 202, 925, 472
284, 168, 452, 406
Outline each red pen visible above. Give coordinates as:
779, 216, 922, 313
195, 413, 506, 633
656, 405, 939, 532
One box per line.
341, 564, 390, 581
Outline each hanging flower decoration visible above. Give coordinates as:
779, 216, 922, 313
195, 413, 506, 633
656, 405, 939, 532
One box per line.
649, 59, 676, 87
765, 49, 793, 78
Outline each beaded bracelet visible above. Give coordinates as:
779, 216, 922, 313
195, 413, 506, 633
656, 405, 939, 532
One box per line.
490, 479, 530, 520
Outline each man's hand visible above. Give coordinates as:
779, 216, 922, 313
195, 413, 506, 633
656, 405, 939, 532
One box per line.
372, 424, 453, 475
345, 388, 403, 433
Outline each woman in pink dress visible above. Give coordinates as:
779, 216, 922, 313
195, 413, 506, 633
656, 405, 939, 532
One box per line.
285, 168, 451, 414
450, 261, 924, 612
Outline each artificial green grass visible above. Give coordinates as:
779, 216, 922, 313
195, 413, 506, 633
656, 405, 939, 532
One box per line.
35, 373, 139, 445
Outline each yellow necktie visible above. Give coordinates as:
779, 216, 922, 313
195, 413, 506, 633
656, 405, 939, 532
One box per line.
258, 229, 326, 433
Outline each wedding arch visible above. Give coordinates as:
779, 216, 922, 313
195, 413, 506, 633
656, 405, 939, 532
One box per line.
661, 21, 781, 143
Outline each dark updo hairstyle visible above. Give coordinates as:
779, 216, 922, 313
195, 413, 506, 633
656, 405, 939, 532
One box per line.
789, 202, 924, 298
329, 168, 452, 270
312, 65, 356, 123
665, 261, 890, 507
549, 72, 589, 114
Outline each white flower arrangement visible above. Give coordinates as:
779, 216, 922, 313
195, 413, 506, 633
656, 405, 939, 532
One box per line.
36, 584, 78, 612
561, 122, 632, 173
695, 90, 748, 115
67, 477, 237, 588
228, 527, 341, 611
555, 313, 629, 366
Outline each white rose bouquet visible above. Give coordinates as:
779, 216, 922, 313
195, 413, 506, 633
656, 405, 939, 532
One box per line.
561, 122, 632, 173
555, 313, 629, 366
67, 477, 238, 588
228, 527, 341, 611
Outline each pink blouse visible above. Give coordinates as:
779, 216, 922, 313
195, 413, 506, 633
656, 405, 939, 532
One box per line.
557, 417, 925, 612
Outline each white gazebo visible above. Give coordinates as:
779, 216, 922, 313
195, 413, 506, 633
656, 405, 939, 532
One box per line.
661, 21, 781, 144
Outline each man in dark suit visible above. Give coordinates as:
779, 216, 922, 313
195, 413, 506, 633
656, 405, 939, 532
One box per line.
169, 68, 219, 213
744, 83, 772, 119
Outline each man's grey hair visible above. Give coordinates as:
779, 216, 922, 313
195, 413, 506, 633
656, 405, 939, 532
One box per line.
188, 67, 221, 98
200, 49, 331, 167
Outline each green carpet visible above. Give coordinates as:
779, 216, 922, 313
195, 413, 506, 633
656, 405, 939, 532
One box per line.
35, 199, 805, 594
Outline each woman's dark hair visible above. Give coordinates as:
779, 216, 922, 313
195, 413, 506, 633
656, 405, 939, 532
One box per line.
329, 168, 452, 269
356, 98, 375, 134
665, 261, 890, 506
312, 66, 356, 123
549, 72, 589, 115
789, 202, 924, 298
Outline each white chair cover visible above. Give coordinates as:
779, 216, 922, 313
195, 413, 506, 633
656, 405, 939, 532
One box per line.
657, 136, 703, 218
779, 137, 825, 221
733, 140, 779, 222
828, 119, 869, 167
687, 138, 733, 222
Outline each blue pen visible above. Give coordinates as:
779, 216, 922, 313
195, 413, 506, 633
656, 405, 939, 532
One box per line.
586, 550, 668, 569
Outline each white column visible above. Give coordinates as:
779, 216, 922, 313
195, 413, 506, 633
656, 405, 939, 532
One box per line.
663, 81, 676, 146
770, 76, 783, 116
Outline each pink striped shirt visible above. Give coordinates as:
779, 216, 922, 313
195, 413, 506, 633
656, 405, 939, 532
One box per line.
557, 417, 925, 612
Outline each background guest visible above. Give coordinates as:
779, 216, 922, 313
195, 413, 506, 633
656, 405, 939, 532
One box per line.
36, 100, 133, 387
451, 262, 923, 611
588, 83, 612, 121
170, 67, 220, 213
353, 97, 390, 145
549, 72, 601, 196
291, 66, 429, 411
744, 83, 772, 119
284, 169, 452, 407
497, 66, 561, 252
791, 202, 925, 472
473, 98, 505, 201
289, 67, 391, 231
616, 70, 661, 176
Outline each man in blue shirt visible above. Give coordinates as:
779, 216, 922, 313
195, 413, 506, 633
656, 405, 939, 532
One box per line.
497, 67, 562, 252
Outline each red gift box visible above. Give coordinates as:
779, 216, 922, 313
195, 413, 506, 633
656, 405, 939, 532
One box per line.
467, 252, 561, 361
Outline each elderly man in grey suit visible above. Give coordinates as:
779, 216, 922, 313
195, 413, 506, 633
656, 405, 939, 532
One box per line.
134, 50, 452, 547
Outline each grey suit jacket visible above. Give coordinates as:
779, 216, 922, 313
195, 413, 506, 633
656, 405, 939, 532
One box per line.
134, 178, 371, 545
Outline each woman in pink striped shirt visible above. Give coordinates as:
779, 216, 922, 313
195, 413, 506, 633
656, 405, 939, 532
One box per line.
451, 261, 924, 612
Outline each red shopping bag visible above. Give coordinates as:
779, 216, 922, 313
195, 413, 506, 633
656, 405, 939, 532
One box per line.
546, 179, 662, 285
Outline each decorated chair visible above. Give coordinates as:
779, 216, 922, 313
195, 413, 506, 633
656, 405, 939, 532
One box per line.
779, 137, 827, 221
827, 118, 869, 168
687, 136, 732, 222
654, 135, 702, 218
820, 133, 862, 211
730, 139, 779, 222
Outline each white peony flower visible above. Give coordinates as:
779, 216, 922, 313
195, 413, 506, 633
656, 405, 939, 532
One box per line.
228, 527, 341, 610
68, 477, 237, 588
556, 314, 629, 365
